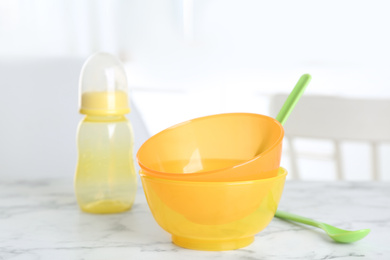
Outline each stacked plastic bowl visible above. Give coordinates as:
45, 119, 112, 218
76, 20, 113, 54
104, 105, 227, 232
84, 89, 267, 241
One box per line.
137, 113, 287, 251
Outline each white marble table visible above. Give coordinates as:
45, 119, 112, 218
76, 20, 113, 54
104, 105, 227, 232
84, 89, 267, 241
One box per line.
0, 179, 389, 260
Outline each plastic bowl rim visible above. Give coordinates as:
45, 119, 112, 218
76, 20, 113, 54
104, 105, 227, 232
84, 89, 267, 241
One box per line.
140, 167, 287, 185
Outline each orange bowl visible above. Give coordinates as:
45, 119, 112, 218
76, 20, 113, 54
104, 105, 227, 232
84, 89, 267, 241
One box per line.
137, 113, 284, 181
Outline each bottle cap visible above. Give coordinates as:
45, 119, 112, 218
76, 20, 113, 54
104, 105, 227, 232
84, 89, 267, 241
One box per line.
79, 52, 130, 115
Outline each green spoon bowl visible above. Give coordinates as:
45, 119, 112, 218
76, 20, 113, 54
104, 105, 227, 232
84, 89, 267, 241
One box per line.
275, 210, 370, 243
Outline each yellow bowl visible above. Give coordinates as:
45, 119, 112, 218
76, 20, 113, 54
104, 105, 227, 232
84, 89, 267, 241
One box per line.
140, 167, 287, 251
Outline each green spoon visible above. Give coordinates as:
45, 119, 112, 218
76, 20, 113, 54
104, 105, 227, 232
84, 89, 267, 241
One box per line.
272, 74, 370, 243
275, 73, 312, 125
275, 210, 370, 243
255, 74, 312, 156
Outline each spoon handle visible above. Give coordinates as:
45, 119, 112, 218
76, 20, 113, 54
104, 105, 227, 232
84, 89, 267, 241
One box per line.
275, 74, 311, 126
274, 210, 322, 228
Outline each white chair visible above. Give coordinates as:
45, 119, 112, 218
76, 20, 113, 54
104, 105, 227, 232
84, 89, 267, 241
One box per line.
269, 95, 390, 180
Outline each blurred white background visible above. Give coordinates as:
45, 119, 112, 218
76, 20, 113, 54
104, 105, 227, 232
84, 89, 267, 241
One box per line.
1, 0, 389, 181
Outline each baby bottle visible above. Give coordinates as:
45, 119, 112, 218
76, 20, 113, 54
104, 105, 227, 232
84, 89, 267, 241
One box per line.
75, 52, 137, 214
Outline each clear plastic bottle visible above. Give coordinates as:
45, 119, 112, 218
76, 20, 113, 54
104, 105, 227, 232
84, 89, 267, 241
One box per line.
75, 52, 137, 214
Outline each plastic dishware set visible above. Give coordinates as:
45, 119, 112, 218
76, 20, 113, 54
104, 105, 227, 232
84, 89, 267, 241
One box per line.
137, 74, 370, 250
137, 75, 306, 250
73, 53, 370, 251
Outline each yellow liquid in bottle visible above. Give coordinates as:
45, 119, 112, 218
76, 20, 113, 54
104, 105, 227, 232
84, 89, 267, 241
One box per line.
75, 115, 137, 214
81, 199, 131, 214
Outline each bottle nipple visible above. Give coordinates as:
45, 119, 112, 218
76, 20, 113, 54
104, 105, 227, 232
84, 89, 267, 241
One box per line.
79, 52, 130, 115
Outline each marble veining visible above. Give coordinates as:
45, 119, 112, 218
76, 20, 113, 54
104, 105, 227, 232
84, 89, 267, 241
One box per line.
0, 179, 389, 260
